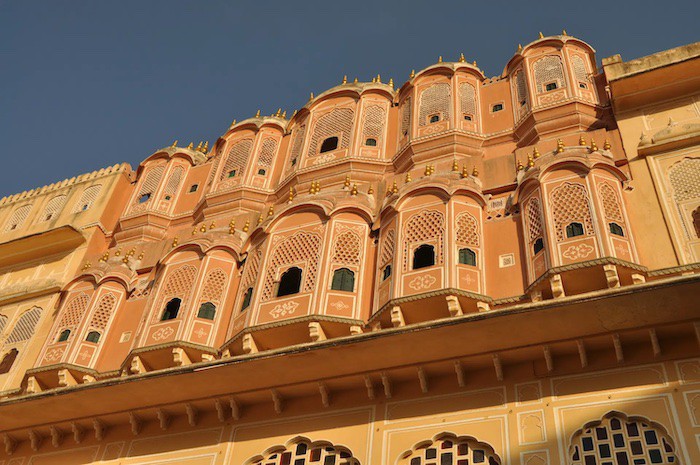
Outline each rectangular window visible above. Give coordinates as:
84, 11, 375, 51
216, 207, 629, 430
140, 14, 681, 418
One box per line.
492, 103, 504, 112
545, 82, 558, 91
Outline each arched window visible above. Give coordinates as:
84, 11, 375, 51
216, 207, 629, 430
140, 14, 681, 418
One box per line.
277, 267, 302, 297
458, 248, 477, 266
429, 114, 440, 123
365, 138, 377, 146
249, 439, 359, 465
138, 193, 151, 203
331, 268, 355, 292
85, 331, 101, 343
161, 298, 181, 321
570, 412, 679, 465
533, 238, 544, 254
609, 222, 625, 237
413, 244, 436, 269
197, 302, 216, 320
0, 349, 18, 374
566, 222, 585, 238
320, 136, 339, 153
57, 329, 71, 342
382, 265, 392, 281
403, 434, 502, 465
241, 287, 253, 311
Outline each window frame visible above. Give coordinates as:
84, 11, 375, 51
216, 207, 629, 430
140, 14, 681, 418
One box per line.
331, 268, 355, 292
277, 267, 303, 297
458, 247, 477, 266
161, 297, 182, 321
319, 136, 339, 154
413, 244, 436, 270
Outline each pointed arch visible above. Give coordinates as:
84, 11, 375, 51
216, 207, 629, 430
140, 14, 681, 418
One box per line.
6, 307, 42, 345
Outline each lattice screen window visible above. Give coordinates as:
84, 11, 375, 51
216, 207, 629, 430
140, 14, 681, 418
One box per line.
332, 231, 362, 266
257, 138, 278, 168
5, 307, 42, 345
599, 183, 625, 224
307, 108, 355, 157
570, 413, 678, 465
459, 83, 476, 120
379, 229, 395, 267
237, 248, 261, 309
419, 83, 451, 126
87, 293, 117, 332
155, 265, 198, 321
4, 204, 32, 231
0, 314, 7, 335
403, 435, 502, 465
669, 158, 700, 202
72, 185, 102, 212
455, 212, 480, 247
533, 55, 566, 93
249, 440, 359, 465
131, 165, 165, 212
550, 182, 595, 242
362, 105, 386, 146
54, 293, 90, 338
514, 70, 529, 108
200, 269, 227, 305
162, 166, 184, 199
400, 98, 411, 137
526, 197, 544, 243
402, 210, 445, 271
571, 55, 589, 85
288, 121, 307, 170
220, 139, 254, 180
40, 195, 67, 222
262, 231, 322, 300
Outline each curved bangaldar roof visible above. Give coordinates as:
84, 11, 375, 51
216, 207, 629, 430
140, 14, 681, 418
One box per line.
504, 32, 597, 75
398, 60, 487, 94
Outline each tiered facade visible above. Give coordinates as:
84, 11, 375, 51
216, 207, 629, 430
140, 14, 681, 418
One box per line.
0, 35, 698, 465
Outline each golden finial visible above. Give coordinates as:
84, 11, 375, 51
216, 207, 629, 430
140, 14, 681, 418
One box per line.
196, 141, 203, 151
200, 223, 207, 232
243, 219, 250, 232
187, 142, 193, 149
388, 78, 394, 88
391, 180, 399, 194
353, 77, 358, 83
255, 109, 261, 118
517, 44, 523, 53
115, 248, 121, 257
527, 153, 535, 168
309, 182, 316, 195
229, 218, 235, 227
83, 261, 91, 270
267, 205, 274, 217
368, 185, 374, 195
314, 181, 321, 193
603, 139, 611, 150
309, 92, 314, 100
99, 251, 109, 262
202, 141, 209, 153
459, 53, 466, 63
288, 186, 295, 202
344, 175, 351, 188
579, 134, 587, 146
350, 183, 358, 196
371, 76, 376, 83
257, 214, 263, 225
137, 251, 144, 260
410, 69, 415, 78
121, 256, 129, 264
276, 108, 282, 117
517, 159, 524, 171
209, 221, 215, 229
472, 60, 477, 67
128, 248, 135, 256
171, 140, 178, 147
424, 165, 431, 176
556, 138, 565, 153
472, 166, 479, 177
589, 139, 598, 152
342, 75, 347, 84
192, 227, 197, 235
533, 146, 541, 158
438, 56, 443, 63
282, 110, 287, 118
376, 74, 381, 83
405, 172, 412, 183
562, 29, 568, 36
172, 237, 179, 248
461, 165, 469, 179
230, 119, 236, 127
538, 32, 544, 39
292, 109, 298, 117
229, 226, 235, 235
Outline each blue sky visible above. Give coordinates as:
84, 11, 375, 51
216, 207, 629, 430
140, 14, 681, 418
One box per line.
1, 1, 698, 197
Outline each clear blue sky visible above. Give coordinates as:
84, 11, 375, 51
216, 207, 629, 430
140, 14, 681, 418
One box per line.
1, 1, 698, 197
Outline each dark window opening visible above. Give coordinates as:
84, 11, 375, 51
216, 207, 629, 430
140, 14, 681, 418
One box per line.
197, 302, 216, 320
241, 287, 253, 311
45, 214, 53, 221
413, 244, 436, 270
189, 184, 199, 193
277, 267, 302, 297
458, 248, 477, 266
545, 82, 558, 91
429, 114, 440, 123
228, 170, 237, 178
382, 265, 392, 281
161, 297, 181, 321
86, 331, 101, 343
693, 207, 700, 238
533, 238, 544, 254
566, 222, 585, 238
579, 82, 588, 89
463, 114, 473, 121
257, 168, 266, 175
609, 222, 625, 237
331, 268, 355, 292
164, 195, 171, 200
0, 349, 18, 374
492, 103, 504, 112
81, 204, 89, 211
58, 329, 71, 342
520, 99, 527, 106
365, 138, 377, 146
320, 137, 339, 153
291, 158, 297, 166
138, 193, 151, 203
